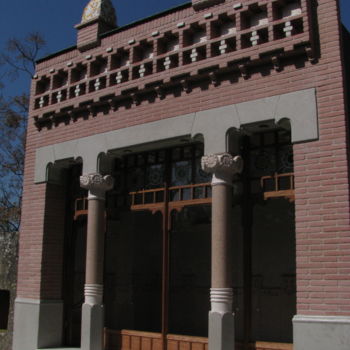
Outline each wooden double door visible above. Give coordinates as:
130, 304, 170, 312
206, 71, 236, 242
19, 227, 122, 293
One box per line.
103, 205, 212, 350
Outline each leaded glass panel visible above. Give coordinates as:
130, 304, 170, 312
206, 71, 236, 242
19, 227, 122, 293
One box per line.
111, 143, 208, 209
128, 167, 144, 191
250, 148, 276, 177
249, 130, 293, 179
146, 164, 164, 189
278, 145, 293, 173
195, 158, 211, 184
171, 160, 192, 186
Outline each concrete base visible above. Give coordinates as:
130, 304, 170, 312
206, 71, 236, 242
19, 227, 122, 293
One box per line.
81, 303, 104, 350
293, 315, 350, 350
209, 311, 235, 350
12, 298, 64, 350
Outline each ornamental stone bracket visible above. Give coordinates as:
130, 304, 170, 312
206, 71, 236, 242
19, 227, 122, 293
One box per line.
201, 153, 243, 185
80, 173, 114, 200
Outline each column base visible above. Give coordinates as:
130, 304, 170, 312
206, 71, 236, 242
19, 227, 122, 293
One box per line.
293, 315, 350, 350
209, 311, 235, 350
81, 303, 104, 350
12, 298, 63, 350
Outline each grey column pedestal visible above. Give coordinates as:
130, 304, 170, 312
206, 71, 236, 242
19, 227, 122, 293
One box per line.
81, 303, 104, 350
209, 311, 235, 350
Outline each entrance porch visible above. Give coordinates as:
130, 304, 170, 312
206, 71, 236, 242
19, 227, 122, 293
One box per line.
65, 131, 296, 350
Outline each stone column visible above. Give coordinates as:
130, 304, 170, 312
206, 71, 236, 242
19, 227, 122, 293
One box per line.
80, 173, 114, 350
201, 153, 243, 350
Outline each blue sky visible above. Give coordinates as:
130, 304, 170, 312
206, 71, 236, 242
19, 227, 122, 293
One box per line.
0, 0, 349, 96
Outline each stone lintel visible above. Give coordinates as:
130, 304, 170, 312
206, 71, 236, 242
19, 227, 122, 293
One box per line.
34, 89, 318, 183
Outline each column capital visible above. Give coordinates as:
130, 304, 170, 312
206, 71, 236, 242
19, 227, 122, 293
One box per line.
201, 153, 243, 186
80, 173, 114, 200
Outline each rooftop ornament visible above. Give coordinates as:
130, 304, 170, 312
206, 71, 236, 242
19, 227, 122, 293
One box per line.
81, 0, 117, 27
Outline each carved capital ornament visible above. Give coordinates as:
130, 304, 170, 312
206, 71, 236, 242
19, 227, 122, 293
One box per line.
80, 173, 114, 200
201, 153, 243, 185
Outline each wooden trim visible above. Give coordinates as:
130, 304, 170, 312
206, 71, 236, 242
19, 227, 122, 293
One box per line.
166, 333, 208, 343
104, 329, 293, 350
130, 183, 212, 212
260, 173, 295, 202
255, 341, 293, 350
119, 329, 162, 338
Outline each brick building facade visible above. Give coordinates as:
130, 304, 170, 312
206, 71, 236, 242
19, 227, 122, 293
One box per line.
12, 0, 350, 350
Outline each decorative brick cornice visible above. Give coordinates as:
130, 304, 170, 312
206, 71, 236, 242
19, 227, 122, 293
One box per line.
32, 0, 315, 129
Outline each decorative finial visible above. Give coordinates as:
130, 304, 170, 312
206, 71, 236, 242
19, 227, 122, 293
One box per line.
81, 0, 117, 27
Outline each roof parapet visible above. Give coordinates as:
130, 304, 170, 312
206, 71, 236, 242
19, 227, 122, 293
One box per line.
76, 0, 118, 52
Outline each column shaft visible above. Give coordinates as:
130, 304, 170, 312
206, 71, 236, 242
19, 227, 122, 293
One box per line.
86, 198, 105, 286
211, 183, 232, 289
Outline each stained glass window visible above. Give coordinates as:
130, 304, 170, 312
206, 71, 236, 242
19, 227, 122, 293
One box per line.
246, 128, 294, 196
249, 129, 293, 178
110, 143, 208, 209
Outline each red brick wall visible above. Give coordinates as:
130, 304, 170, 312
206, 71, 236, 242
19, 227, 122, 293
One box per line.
77, 22, 100, 48
40, 183, 66, 299
18, 0, 350, 317
293, 0, 350, 316
17, 180, 66, 299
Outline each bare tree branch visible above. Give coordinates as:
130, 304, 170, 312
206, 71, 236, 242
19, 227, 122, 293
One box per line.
0, 33, 45, 233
